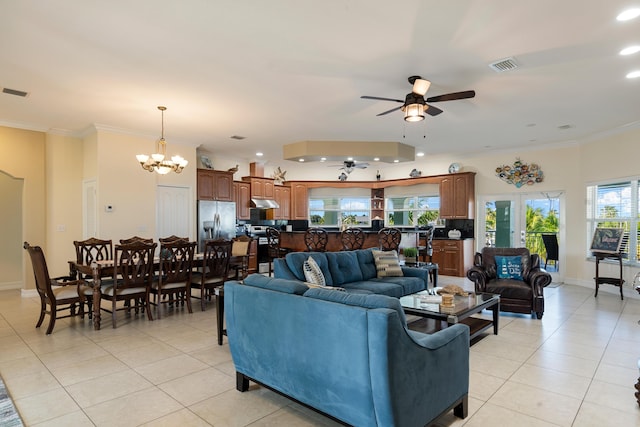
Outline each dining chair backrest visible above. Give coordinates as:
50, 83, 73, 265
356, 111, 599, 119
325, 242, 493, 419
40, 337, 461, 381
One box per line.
202, 239, 233, 281
378, 227, 401, 252
159, 235, 190, 244
24, 242, 55, 301
341, 227, 365, 250
74, 238, 113, 278
113, 242, 157, 289
119, 236, 154, 245
158, 240, 197, 285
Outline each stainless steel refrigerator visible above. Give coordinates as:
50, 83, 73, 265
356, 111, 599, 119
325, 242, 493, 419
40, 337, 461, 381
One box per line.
197, 201, 236, 252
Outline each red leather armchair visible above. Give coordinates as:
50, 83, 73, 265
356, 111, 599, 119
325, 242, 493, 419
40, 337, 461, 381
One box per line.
466, 247, 552, 319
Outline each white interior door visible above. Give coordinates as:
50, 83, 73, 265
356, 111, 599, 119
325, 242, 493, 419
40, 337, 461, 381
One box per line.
156, 185, 192, 240
82, 179, 97, 238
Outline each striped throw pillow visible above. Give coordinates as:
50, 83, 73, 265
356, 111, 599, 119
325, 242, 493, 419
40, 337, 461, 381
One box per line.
372, 250, 404, 277
303, 256, 326, 286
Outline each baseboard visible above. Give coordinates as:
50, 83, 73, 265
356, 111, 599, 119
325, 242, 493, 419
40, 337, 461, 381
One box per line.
0, 281, 22, 291
562, 277, 639, 300
20, 289, 38, 298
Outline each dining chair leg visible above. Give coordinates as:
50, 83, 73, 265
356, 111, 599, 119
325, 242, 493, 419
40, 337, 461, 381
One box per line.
185, 289, 193, 314
45, 303, 56, 335
145, 294, 153, 321
36, 299, 46, 328
112, 299, 117, 328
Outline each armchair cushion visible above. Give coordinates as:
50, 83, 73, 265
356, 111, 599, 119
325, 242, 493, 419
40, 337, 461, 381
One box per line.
495, 255, 523, 280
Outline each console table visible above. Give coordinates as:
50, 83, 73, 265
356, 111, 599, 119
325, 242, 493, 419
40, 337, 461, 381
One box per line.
593, 252, 624, 300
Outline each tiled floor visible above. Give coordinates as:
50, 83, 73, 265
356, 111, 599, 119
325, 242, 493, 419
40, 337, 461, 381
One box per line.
1, 279, 639, 426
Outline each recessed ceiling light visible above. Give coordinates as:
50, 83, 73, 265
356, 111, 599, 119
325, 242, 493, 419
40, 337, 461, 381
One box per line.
347, 157, 353, 161
620, 46, 640, 55
626, 70, 640, 79
256, 152, 263, 156
617, 8, 640, 21
373, 157, 380, 161
298, 158, 305, 162
416, 152, 425, 157
393, 159, 399, 163
320, 157, 326, 162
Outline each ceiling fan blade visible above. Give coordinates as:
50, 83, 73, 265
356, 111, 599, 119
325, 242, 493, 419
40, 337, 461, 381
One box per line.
426, 90, 476, 103
361, 95, 404, 103
376, 106, 403, 116
425, 104, 444, 116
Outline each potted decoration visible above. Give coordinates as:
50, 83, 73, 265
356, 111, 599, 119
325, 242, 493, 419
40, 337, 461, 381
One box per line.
403, 247, 418, 264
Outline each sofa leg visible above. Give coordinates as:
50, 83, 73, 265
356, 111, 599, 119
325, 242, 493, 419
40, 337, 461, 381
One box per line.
236, 372, 249, 392
535, 311, 543, 319
453, 395, 468, 419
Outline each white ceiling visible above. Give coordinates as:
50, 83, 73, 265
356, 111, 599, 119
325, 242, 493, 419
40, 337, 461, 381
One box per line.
1, 1, 639, 164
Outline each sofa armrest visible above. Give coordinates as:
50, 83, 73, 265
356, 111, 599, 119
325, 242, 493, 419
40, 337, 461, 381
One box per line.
401, 266, 429, 289
466, 266, 489, 292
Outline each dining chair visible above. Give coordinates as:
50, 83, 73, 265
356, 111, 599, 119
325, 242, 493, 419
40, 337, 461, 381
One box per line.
73, 237, 113, 317
378, 227, 401, 252
159, 235, 189, 243
101, 241, 156, 328
267, 227, 290, 276
229, 235, 252, 280
119, 236, 154, 244
24, 242, 90, 334
341, 227, 365, 250
304, 227, 328, 252
151, 240, 197, 318
191, 239, 232, 311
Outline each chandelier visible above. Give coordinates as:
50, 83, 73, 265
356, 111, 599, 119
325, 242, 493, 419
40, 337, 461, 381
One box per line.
136, 106, 188, 174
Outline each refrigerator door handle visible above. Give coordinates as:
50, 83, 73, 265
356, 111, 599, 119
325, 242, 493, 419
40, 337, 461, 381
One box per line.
215, 213, 220, 239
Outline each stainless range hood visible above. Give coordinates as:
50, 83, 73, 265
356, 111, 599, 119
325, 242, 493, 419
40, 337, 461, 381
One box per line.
251, 198, 279, 209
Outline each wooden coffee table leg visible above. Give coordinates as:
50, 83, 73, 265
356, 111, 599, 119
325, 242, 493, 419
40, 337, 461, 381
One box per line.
492, 301, 499, 335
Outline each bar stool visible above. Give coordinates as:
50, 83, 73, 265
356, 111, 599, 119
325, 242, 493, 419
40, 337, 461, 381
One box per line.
378, 227, 401, 252
304, 227, 328, 252
341, 227, 365, 250
267, 227, 290, 276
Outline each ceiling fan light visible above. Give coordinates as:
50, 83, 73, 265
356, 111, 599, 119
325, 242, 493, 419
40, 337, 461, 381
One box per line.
404, 103, 425, 122
412, 79, 431, 95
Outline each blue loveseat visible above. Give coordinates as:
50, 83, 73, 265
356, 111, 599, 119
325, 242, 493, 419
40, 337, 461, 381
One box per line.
273, 248, 429, 297
225, 274, 470, 427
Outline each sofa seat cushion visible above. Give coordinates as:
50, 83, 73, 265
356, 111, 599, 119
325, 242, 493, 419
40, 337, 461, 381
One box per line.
341, 280, 407, 298
243, 274, 309, 295
325, 251, 363, 286
284, 252, 334, 286
371, 276, 425, 296
304, 288, 406, 326
486, 279, 532, 300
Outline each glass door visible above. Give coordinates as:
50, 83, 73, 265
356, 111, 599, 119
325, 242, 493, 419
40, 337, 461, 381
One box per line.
479, 193, 563, 281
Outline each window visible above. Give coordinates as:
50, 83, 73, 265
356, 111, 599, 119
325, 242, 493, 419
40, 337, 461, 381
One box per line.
385, 195, 440, 227
308, 188, 370, 227
586, 180, 639, 263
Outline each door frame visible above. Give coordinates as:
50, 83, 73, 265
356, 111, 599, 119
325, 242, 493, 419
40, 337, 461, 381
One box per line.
477, 191, 565, 283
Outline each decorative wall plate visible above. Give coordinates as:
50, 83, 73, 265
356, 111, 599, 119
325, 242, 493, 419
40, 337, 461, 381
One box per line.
495, 158, 543, 187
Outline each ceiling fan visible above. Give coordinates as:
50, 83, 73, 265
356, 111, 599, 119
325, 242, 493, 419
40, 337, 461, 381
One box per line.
361, 76, 475, 122
330, 160, 369, 174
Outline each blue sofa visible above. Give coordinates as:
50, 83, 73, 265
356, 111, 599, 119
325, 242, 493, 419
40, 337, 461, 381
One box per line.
225, 274, 470, 427
273, 248, 429, 297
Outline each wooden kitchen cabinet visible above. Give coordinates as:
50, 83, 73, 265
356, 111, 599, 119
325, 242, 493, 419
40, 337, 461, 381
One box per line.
245, 177, 275, 199
197, 169, 234, 201
273, 185, 291, 219
431, 239, 474, 277
439, 172, 475, 219
233, 181, 251, 220
290, 183, 308, 220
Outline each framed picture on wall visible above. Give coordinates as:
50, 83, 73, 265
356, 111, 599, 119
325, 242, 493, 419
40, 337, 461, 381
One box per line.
590, 227, 625, 254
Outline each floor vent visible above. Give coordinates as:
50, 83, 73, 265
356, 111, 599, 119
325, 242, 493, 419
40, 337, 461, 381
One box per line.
2, 87, 29, 97
488, 57, 519, 73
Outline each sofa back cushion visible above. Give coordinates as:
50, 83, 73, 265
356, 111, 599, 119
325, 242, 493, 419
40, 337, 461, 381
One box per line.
304, 288, 407, 326
285, 252, 334, 286
355, 248, 378, 280
480, 247, 531, 279
243, 274, 309, 295
325, 251, 363, 286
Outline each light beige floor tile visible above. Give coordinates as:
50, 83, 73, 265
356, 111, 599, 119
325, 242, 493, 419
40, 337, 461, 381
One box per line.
426, 395, 484, 427
134, 354, 209, 384
584, 379, 640, 415
469, 370, 506, 401
14, 387, 81, 425
49, 353, 128, 386
600, 346, 639, 369
461, 402, 559, 427
37, 343, 109, 369
527, 350, 599, 378
65, 368, 153, 408
3, 369, 62, 399
160, 329, 216, 353
537, 336, 605, 361
189, 387, 290, 426
111, 340, 182, 368
32, 410, 95, 427
188, 343, 233, 367
0, 354, 49, 379
469, 352, 522, 379
593, 362, 639, 388
469, 336, 537, 363
249, 404, 342, 426
489, 381, 582, 426
138, 408, 211, 426
573, 400, 640, 426
158, 366, 235, 406
84, 387, 183, 427
510, 364, 591, 399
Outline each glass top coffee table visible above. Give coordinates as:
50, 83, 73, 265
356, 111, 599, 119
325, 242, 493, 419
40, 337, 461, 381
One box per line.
399, 291, 500, 341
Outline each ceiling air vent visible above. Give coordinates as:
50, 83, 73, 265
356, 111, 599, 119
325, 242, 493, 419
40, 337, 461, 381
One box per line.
230, 135, 246, 140
488, 57, 519, 73
2, 87, 29, 97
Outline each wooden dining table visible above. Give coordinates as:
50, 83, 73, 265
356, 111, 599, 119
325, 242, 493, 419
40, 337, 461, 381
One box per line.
68, 252, 241, 331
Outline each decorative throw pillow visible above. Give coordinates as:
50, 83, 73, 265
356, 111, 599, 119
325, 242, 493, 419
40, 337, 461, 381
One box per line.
495, 255, 523, 280
372, 250, 404, 278
303, 256, 326, 286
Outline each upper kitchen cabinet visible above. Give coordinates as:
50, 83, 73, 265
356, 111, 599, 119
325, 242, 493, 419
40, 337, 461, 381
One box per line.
197, 169, 234, 201
439, 172, 475, 219
290, 183, 308, 220
273, 185, 291, 219
233, 181, 251, 220
246, 177, 275, 199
